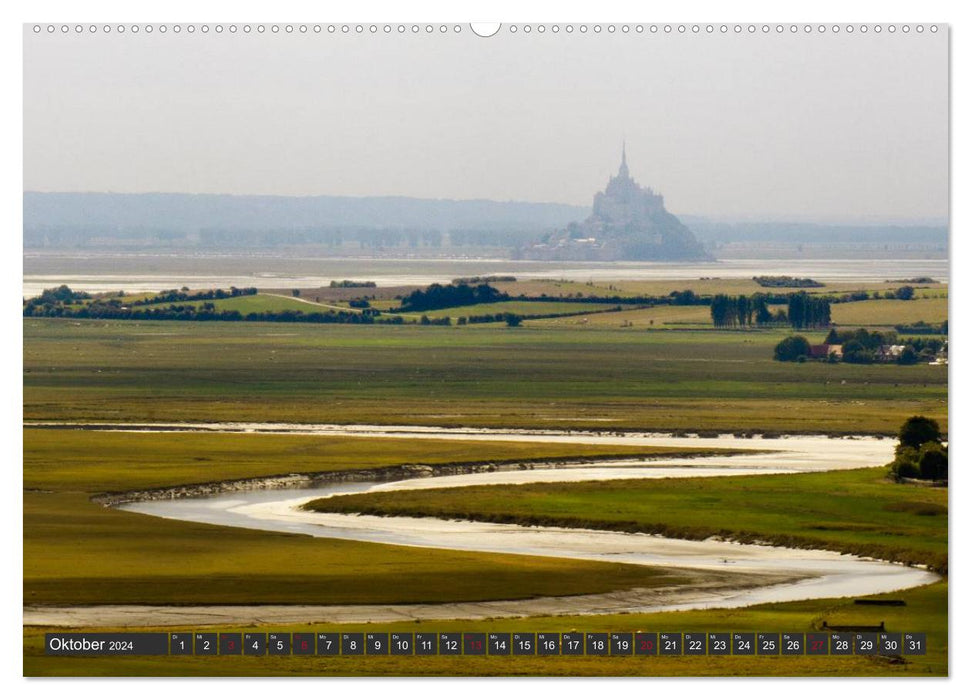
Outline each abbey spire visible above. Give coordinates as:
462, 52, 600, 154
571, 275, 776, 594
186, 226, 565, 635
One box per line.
618, 141, 630, 180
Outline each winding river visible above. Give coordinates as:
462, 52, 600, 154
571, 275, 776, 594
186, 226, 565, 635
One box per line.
26, 424, 940, 626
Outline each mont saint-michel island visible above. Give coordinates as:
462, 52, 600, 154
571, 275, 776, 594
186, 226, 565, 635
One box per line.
519, 147, 710, 262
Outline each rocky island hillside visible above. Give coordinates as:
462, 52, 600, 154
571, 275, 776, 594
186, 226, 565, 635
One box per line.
519, 147, 710, 261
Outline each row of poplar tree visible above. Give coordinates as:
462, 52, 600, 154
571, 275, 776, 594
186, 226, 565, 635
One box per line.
710, 292, 831, 329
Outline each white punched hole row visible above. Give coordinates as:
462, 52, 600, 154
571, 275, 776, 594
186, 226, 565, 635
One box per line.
31, 23, 939, 36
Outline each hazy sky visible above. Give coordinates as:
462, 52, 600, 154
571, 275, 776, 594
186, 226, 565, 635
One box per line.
23, 25, 948, 222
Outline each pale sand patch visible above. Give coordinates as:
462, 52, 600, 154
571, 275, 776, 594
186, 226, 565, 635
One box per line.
26, 423, 897, 473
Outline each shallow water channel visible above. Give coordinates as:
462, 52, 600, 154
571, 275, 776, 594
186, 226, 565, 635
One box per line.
111, 428, 937, 619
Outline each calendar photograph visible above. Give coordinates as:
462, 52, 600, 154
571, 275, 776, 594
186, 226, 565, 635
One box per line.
21, 20, 948, 678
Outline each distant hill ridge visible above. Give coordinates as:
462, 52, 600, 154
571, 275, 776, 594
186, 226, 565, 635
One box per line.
24, 192, 588, 232
23, 191, 947, 251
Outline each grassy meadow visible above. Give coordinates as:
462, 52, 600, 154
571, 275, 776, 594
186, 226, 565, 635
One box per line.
24, 581, 947, 676
830, 297, 949, 326
26, 428, 717, 493
412, 299, 626, 319
142, 293, 327, 314
25, 429, 713, 607
309, 467, 948, 573
490, 278, 946, 301
23, 318, 946, 434
82, 280, 948, 331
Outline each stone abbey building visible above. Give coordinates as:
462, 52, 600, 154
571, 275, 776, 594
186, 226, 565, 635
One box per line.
521, 147, 709, 261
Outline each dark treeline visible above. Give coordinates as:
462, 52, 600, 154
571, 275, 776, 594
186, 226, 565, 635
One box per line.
23, 302, 406, 325
418, 315, 452, 326
895, 321, 948, 335
398, 284, 744, 311
459, 306, 623, 325
22, 285, 402, 325
461, 313, 518, 324
511, 290, 721, 306
28, 284, 91, 306
398, 283, 509, 311
824, 327, 898, 348
753, 275, 824, 288
330, 280, 377, 288
452, 275, 517, 284
396, 282, 863, 318
131, 287, 257, 306
511, 289, 805, 307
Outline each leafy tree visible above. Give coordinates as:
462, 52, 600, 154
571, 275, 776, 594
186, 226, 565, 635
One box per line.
898, 416, 942, 451
773, 335, 810, 362
755, 298, 773, 325
709, 293, 775, 328
786, 292, 830, 329
504, 313, 523, 327
710, 294, 734, 327
895, 286, 915, 300
35, 285, 90, 305
670, 290, 698, 305
918, 442, 948, 481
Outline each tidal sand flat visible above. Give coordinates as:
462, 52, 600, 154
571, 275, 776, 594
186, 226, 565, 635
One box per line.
99, 433, 932, 627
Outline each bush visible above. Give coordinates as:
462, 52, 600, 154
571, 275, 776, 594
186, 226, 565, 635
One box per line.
773, 335, 810, 362
890, 457, 921, 480
918, 442, 948, 481
897, 346, 919, 365
842, 339, 874, 364
888, 445, 919, 480
888, 417, 947, 482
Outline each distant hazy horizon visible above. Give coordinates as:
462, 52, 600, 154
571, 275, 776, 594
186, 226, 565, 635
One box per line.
25, 26, 948, 222
20, 189, 946, 228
